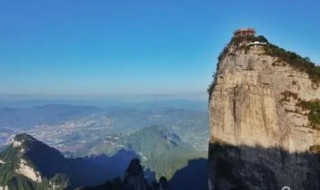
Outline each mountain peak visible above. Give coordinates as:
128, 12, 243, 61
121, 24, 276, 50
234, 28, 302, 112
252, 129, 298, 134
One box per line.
13, 133, 37, 144
208, 29, 320, 189
0, 134, 70, 189
11, 133, 46, 152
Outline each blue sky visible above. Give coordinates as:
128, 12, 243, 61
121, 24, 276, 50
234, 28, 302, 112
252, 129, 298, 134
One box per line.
0, 0, 319, 99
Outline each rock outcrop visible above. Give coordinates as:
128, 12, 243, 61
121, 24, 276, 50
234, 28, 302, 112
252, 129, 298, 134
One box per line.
208, 30, 320, 190
123, 158, 150, 190
81, 158, 170, 190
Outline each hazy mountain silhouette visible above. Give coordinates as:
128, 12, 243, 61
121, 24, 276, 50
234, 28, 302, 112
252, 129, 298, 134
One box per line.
0, 104, 101, 129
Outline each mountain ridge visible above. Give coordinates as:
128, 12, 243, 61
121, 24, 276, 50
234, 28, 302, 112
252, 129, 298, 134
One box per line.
0, 133, 137, 189
74, 126, 206, 180
0, 133, 70, 189
0, 128, 207, 190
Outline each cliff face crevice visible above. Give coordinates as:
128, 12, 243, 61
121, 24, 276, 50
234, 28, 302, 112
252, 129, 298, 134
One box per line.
208, 33, 320, 190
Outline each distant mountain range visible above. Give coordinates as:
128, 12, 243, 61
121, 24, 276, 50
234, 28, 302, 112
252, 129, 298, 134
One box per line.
0, 100, 209, 189
0, 100, 209, 152
0, 130, 208, 190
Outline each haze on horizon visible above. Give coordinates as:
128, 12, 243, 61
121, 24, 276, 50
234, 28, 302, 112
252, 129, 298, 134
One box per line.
0, 0, 319, 99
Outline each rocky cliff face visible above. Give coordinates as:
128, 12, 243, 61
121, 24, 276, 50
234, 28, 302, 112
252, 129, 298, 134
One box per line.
208, 32, 320, 190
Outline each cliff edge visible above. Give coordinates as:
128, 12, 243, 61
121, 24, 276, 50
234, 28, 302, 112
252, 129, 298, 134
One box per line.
208, 29, 320, 190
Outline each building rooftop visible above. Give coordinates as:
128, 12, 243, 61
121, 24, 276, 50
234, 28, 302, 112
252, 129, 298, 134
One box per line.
234, 28, 256, 37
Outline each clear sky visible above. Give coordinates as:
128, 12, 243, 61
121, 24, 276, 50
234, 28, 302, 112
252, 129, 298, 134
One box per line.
0, 0, 319, 99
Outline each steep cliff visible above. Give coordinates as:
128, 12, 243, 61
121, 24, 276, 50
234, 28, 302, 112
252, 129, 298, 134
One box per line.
208, 30, 320, 190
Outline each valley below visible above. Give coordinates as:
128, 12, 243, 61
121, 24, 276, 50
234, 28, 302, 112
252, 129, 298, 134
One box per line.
0, 100, 209, 189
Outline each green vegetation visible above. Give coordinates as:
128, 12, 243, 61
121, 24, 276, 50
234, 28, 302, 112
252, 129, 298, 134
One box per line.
210, 33, 320, 104
77, 126, 206, 180
231, 35, 268, 47
207, 73, 216, 101
264, 43, 320, 83
0, 135, 69, 190
120, 126, 206, 179
5, 176, 36, 190
217, 33, 320, 85
217, 35, 268, 62
297, 100, 320, 129
0, 143, 22, 186
218, 46, 229, 62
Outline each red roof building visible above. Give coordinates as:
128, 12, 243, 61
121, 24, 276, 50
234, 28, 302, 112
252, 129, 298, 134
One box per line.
234, 28, 256, 37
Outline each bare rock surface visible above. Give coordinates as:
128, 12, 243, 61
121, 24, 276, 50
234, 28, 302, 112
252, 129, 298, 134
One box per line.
208, 34, 320, 190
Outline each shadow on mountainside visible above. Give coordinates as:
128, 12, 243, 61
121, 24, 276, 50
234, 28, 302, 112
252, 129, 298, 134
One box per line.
208, 142, 320, 190
69, 149, 141, 187
79, 158, 164, 190
0, 135, 144, 189
77, 156, 208, 190
1, 133, 206, 190
169, 158, 208, 190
